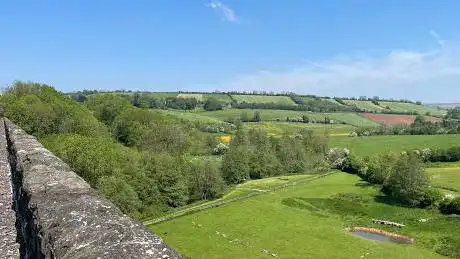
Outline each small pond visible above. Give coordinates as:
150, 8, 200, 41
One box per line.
352, 231, 410, 244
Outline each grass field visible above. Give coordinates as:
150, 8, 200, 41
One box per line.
298, 96, 317, 103
197, 109, 379, 127
203, 93, 233, 103
177, 93, 204, 101
149, 172, 457, 259
378, 102, 447, 117
427, 164, 460, 192
343, 100, 385, 112
322, 98, 344, 105
330, 135, 460, 157
243, 122, 355, 137
231, 95, 297, 106
156, 110, 233, 126
143, 92, 178, 98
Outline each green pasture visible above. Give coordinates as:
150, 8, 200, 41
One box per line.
322, 98, 344, 105
177, 93, 204, 101
156, 110, 232, 126
230, 95, 297, 106
343, 100, 385, 112
243, 122, 355, 137
378, 102, 446, 117
197, 109, 379, 127
330, 135, 460, 157
427, 165, 460, 192
150, 172, 457, 259
203, 93, 233, 103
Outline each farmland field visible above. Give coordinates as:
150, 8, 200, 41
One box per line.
378, 102, 447, 117
177, 93, 204, 101
360, 113, 442, 126
343, 100, 385, 112
197, 109, 379, 127
149, 172, 456, 259
427, 164, 460, 192
156, 110, 233, 126
322, 98, 344, 105
230, 95, 297, 106
297, 96, 317, 103
330, 134, 460, 157
203, 93, 233, 103
243, 122, 355, 137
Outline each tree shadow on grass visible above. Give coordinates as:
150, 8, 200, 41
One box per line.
373, 194, 409, 208
354, 180, 373, 188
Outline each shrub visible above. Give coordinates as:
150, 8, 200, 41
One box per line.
326, 148, 350, 169
440, 197, 460, 215
421, 188, 444, 208
213, 143, 229, 155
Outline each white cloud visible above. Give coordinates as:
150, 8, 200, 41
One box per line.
210, 33, 460, 101
429, 29, 446, 46
207, 0, 237, 22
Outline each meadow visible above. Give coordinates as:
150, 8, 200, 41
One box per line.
343, 100, 385, 112
230, 95, 297, 106
427, 164, 460, 192
379, 101, 447, 117
243, 122, 355, 137
197, 109, 379, 127
149, 172, 457, 259
330, 134, 460, 157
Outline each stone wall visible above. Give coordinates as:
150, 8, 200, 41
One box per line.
3, 118, 182, 259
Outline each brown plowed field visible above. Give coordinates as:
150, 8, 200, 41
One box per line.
360, 113, 441, 126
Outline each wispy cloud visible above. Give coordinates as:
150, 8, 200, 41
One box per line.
206, 0, 237, 22
207, 32, 460, 102
429, 29, 446, 46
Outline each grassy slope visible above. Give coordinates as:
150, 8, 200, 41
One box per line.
343, 100, 385, 112
378, 102, 447, 117
330, 135, 460, 157
231, 95, 297, 106
156, 110, 233, 126
243, 122, 355, 137
197, 109, 379, 127
150, 173, 450, 259
203, 93, 233, 103
427, 165, 460, 192
322, 98, 344, 106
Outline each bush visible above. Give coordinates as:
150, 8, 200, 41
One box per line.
421, 188, 444, 208
213, 143, 229, 155
440, 197, 460, 215
326, 148, 350, 169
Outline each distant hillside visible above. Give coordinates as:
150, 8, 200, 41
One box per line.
67, 90, 448, 117
426, 103, 460, 109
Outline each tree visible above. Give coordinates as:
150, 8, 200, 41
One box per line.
221, 145, 250, 184
221, 130, 250, 183
302, 115, 310, 123
240, 112, 250, 122
248, 130, 281, 178
188, 161, 225, 201
85, 94, 131, 125
383, 153, 429, 206
204, 97, 223, 111
252, 111, 262, 122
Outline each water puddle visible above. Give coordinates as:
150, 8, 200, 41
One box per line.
350, 228, 414, 244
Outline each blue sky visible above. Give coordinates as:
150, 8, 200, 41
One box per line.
1, 1, 460, 102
